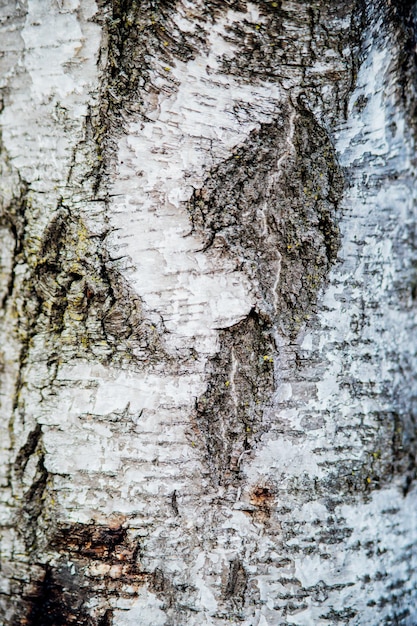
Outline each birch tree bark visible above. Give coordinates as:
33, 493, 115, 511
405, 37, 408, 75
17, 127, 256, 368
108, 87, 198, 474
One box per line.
1, 0, 417, 624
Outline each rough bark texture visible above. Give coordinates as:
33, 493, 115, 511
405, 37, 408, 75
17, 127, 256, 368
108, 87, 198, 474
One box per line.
0, 0, 417, 624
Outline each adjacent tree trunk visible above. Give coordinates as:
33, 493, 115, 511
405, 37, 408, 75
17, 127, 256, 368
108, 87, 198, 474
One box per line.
1, 1, 417, 624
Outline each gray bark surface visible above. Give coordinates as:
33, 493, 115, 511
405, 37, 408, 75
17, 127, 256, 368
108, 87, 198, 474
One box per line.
0, 1, 417, 624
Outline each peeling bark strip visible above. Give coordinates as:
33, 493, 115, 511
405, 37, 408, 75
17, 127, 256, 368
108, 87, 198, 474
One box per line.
1, 0, 417, 624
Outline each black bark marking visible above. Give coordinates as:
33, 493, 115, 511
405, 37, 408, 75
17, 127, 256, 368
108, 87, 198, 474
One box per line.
319, 607, 358, 622
195, 310, 275, 486
13, 423, 42, 480
171, 489, 179, 516
98, 610, 114, 626
24, 522, 147, 626
224, 558, 247, 603
26, 563, 91, 626
188, 104, 344, 338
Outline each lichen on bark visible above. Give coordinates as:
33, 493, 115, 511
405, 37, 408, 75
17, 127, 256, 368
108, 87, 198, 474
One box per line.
29, 205, 168, 367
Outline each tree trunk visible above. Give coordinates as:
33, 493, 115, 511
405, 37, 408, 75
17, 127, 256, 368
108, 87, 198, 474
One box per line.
1, 0, 417, 624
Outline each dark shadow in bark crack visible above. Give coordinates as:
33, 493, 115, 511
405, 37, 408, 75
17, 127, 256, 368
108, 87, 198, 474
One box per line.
24, 522, 147, 626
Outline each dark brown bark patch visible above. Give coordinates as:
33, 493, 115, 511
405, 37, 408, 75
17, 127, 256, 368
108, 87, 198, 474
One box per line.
29, 205, 168, 368
195, 310, 275, 485
24, 522, 147, 626
25, 563, 92, 626
250, 485, 274, 507
224, 558, 247, 602
187, 102, 344, 337
51, 523, 128, 560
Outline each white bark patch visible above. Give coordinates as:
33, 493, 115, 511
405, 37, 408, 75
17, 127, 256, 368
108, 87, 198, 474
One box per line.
1, 0, 100, 195
107, 8, 287, 358
41, 362, 201, 515
112, 588, 167, 626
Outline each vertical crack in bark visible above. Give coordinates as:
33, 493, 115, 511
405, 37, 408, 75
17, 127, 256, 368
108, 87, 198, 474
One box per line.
224, 558, 247, 609
14, 429, 48, 553
13, 424, 42, 477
